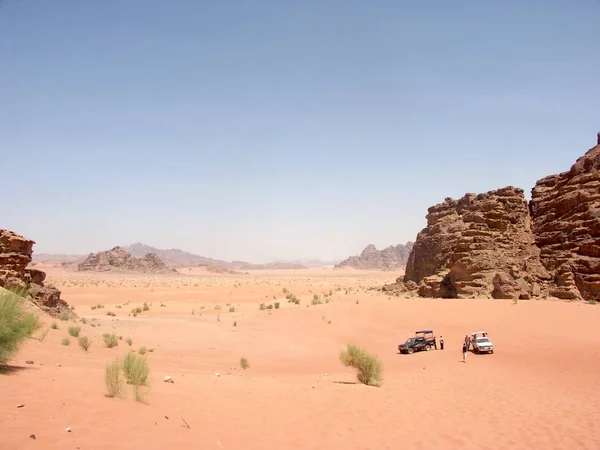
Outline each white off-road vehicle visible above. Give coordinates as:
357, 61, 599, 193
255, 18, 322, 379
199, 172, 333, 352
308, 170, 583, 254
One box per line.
471, 331, 494, 354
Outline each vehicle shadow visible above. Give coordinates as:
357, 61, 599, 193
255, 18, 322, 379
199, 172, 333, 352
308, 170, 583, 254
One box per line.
332, 381, 359, 385
0, 364, 31, 376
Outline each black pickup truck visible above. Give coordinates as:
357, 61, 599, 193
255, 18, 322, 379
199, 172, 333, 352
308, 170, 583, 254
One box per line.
398, 330, 436, 354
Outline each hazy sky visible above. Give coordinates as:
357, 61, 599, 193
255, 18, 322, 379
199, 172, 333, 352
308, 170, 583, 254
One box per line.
1, 0, 599, 262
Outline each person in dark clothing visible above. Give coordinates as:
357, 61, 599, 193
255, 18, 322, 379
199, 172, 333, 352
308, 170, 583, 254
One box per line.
440, 336, 444, 350
462, 342, 468, 362
433, 336, 437, 350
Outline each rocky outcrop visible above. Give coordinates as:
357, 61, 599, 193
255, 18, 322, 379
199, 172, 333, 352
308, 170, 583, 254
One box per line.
383, 134, 600, 301
530, 138, 600, 301
0, 229, 72, 317
335, 243, 413, 270
385, 187, 551, 299
78, 247, 173, 273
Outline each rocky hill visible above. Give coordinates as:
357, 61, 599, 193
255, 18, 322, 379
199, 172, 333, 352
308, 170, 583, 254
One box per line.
77, 247, 173, 273
122, 243, 230, 268
335, 243, 413, 270
0, 229, 72, 317
384, 133, 600, 301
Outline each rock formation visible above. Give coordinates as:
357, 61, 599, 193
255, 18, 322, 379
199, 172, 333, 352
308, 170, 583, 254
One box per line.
383, 134, 600, 301
530, 136, 600, 301
0, 229, 72, 317
335, 243, 413, 270
77, 246, 173, 273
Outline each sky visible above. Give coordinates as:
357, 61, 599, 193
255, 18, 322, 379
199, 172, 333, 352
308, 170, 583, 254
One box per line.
1, 0, 599, 262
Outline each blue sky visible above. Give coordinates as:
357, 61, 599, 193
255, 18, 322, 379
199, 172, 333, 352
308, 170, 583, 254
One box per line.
1, 0, 599, 262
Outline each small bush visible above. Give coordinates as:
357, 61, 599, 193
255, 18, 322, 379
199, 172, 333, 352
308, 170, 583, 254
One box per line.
131, 307, 142, 317
339, 344, 383, 387
80, 317, 87, 324
126, 338, 133, 346
274, 302, 280, 309
142, 303, 150, 312
589, 299, 597, 305
122, 352, 149, 386
78, 336, 91, 351
105, 360, 124, 398
267, 304, 273, 310
240, 357, 250, 370
138, 346, 147, 355
61, 337, 71, 346
233, 321, 237, 327
1, 290, 42, 364
59, 310, 70, 321
229, 306, 235, 313
103, 333, 119, 348
68, 326, 81, 337
107, 311, 116, 317
311, 297, 323, 305
259, 303, 266, 311
50, 322, 59, 330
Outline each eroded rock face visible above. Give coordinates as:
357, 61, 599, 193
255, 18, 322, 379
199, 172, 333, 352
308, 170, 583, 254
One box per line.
385, 187, 551, 299
335, 243, 413, 270
78, 246, 172, 273
0, 229, 72, 316
530, 140, 600, 301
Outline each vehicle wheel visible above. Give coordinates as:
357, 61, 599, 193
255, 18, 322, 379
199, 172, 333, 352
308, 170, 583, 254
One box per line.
474, 348, 479, 354
407, 348, 414, 354
425, 345, 431, 351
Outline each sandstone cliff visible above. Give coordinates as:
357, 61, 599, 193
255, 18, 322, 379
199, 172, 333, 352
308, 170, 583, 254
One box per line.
77, 246, 173, 273
530, 136, 600, 301
383, 134, 600, 301
0, 229, 72, 317
336, 243, 413, 270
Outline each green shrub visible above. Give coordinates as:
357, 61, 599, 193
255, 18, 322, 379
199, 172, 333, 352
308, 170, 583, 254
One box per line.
0, 289, 40, 366
122, 352, 149, 386
138, 346, 147, 355
240, 357, 250, 370
229, 306, 235, 313
61, 337, 71, 346
78, 336, 91, 351
259, 303, 266, 310
80, 317, 87, 324
311, 296, 323, 305
126, 338, 133, 346
107, 311, 116, 316
589, 299, 597, 305
68, 326, 81, 337
103, 333, 119, 348
104, 359, 124, 398
50, 321, 59, 330
142, 303, 150, 312
274, 302, 280, 309
59, 310, 70, 321
339, 344, 383, 387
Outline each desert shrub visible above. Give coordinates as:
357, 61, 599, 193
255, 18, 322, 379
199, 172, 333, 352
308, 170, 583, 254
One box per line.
240, 357, 250, 370
50, 321, 59, 330
78, 336, 91, 351
104, 359, 124, 398
138, 346, 147, 355
122, 352, 149, 386
107, 311, 116, 316
142, 303, 150, 312
126, 338, 133, 346
259, 303, 266, 310
68, 326, 81, 337
103, 333, 119, 348
589, 299, 597, 305
80, 317, 87, 324
274, 302, 280, 309
267, 304, 273, 310
131, 307, 142, 317
0, 289, 41, 365
311, 297, 323, 305
59, 310, 70, 321
233, 321, 237, 327
339, 344, 383, 387
229, 306, 235, 313
61, 337, 71, 346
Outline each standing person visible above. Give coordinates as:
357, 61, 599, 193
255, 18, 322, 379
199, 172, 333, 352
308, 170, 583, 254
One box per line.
462, 342, 468, 362
466, 334, 471, 351
440, 336, 444, 350
433, 336, 437, 350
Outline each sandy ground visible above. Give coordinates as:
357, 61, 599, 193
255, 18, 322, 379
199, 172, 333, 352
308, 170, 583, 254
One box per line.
2, 268, 599, 450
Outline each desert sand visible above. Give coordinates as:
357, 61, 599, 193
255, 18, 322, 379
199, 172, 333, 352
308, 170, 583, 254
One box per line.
2, 267, 599, 450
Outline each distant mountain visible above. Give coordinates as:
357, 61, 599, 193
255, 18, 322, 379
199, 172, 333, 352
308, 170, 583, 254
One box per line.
229, 261, 307, 270
78, 246, 173, 273
122, 243, 231, 268
335, 242, 414, 270
32, 253, 86, 264
271, 259, 341, 268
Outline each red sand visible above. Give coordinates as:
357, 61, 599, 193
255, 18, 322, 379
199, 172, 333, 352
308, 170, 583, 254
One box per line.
2, 268, 599, 449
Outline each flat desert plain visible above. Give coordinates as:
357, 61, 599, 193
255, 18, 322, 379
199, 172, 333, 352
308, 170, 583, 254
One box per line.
2, 267, 600, 450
